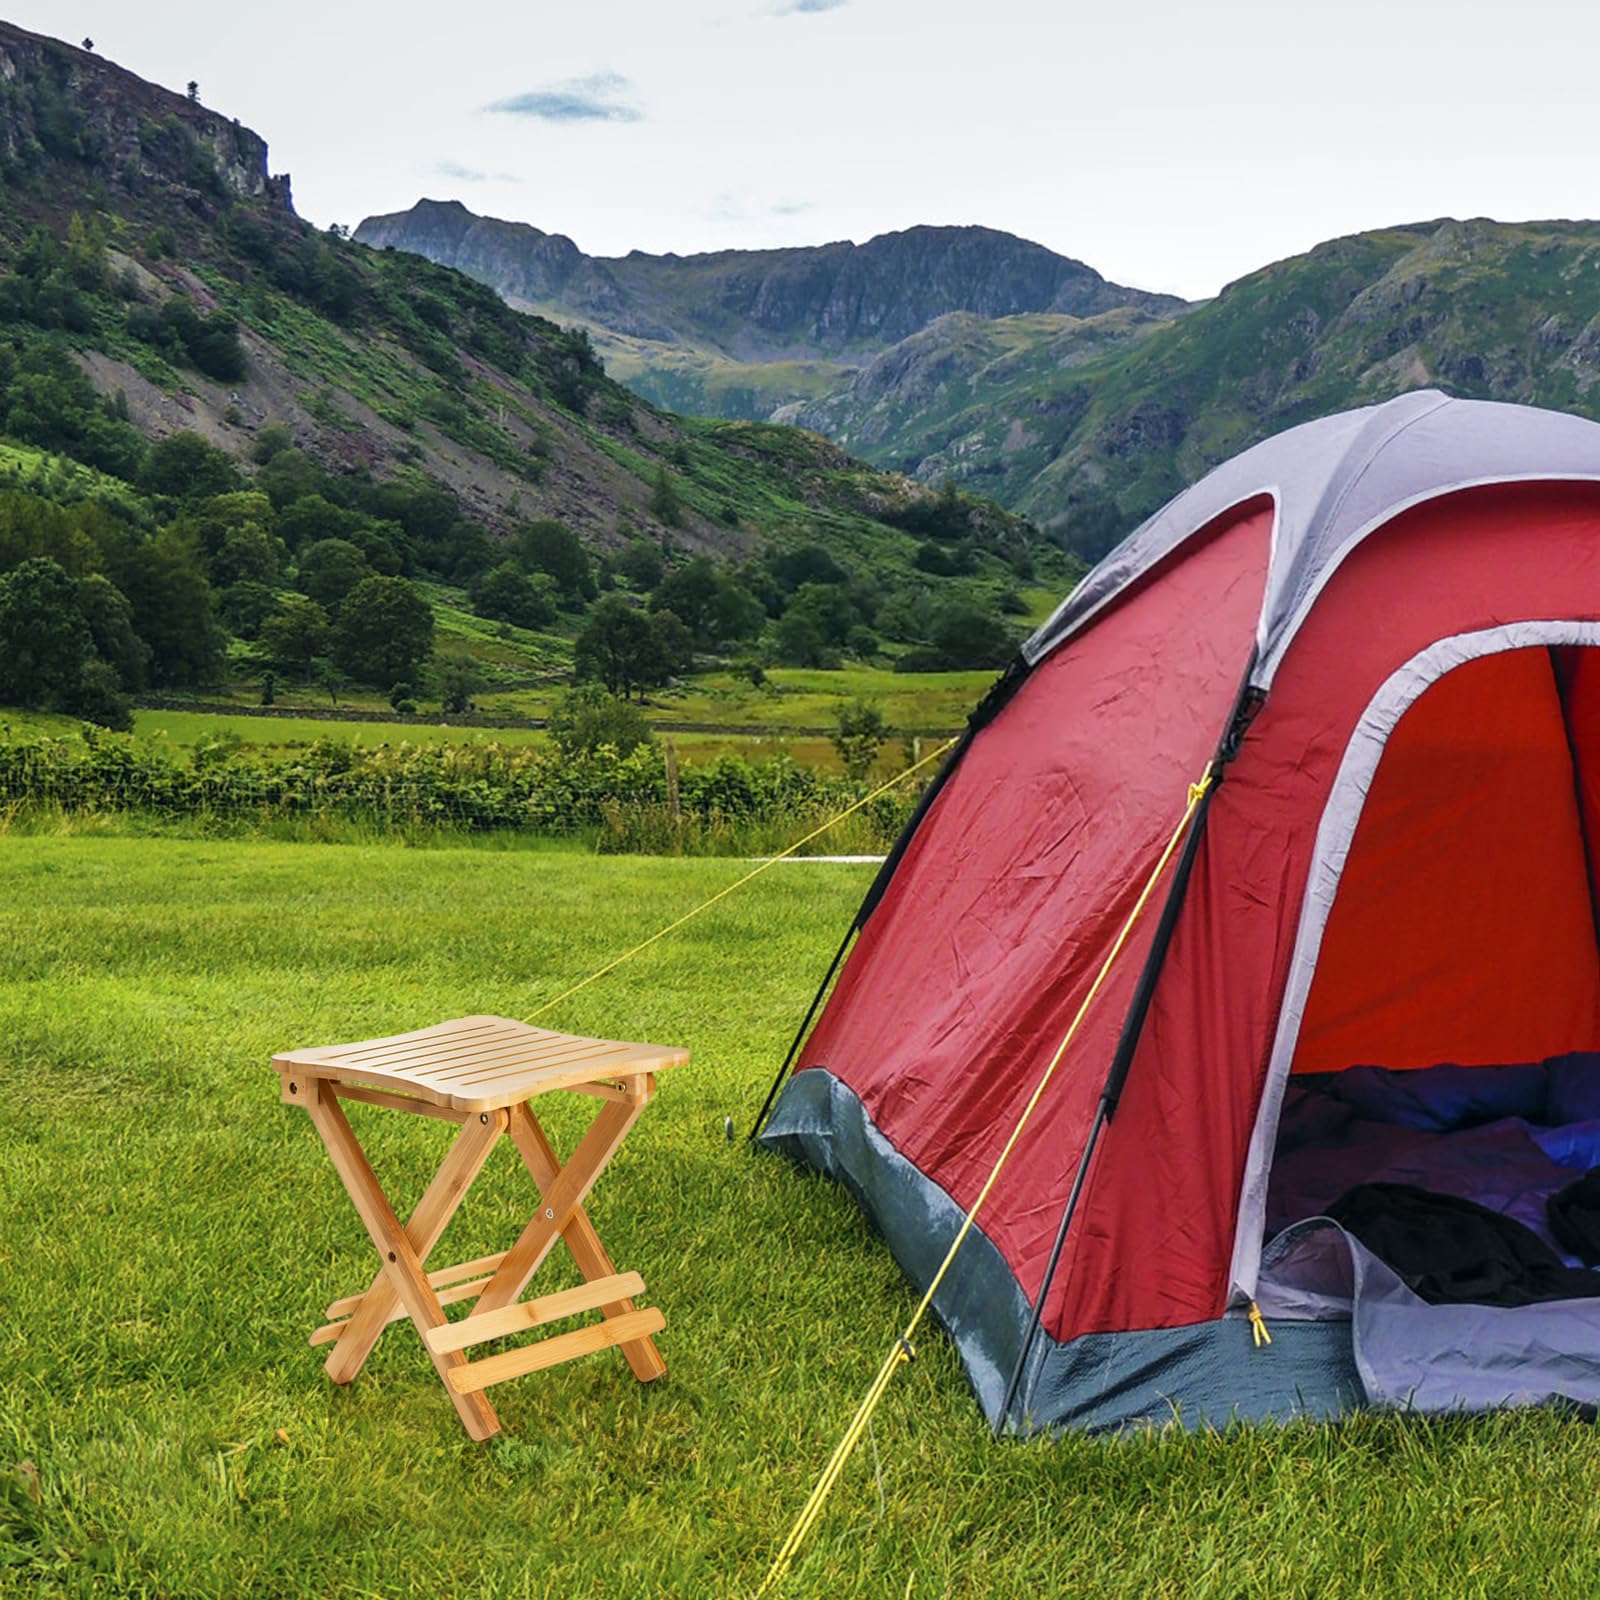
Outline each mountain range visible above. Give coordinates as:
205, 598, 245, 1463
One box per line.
361, 200, 1600, 558
353, 199, 1184, 428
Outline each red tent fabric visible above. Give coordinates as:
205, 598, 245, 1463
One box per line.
761, 395, 1600, 1430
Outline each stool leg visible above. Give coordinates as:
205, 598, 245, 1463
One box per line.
324, 1100, 507, 1386
501, 1093, 667, 1383
304, 1085, 503, 1441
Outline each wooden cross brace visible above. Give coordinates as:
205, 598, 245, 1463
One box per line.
275, 1016, 686, 1440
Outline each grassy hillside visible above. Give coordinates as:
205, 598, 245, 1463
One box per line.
7, 833, 1600, 1596
381, 191, 1600, 566
799, 218, 1600, 555
0, 21, 1060, 742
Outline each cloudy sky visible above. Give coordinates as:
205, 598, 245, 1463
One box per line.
14, 0, 1600, 299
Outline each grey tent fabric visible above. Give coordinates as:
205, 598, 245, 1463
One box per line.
1024, 391, 1600, 688
1260, 1220, 1600, 1413
763, 1066, 1361, 1432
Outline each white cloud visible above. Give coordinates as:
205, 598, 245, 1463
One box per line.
484, 73, 642, 123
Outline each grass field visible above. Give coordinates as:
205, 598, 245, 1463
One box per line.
5, 834, 1600, 1598
145, 660, 996, 737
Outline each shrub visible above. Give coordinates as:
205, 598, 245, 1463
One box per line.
831, 699, 887, 781
547, 684, 653, 758
469, 562, 556, 629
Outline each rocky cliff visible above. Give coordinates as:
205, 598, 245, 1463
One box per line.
0, 20, 291, 213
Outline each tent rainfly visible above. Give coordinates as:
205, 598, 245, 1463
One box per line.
759, 390, 1600, 1430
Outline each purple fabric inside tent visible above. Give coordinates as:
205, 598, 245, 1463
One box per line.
1258, 1054, 1600, 1414
1267, 1054, 1600, 1263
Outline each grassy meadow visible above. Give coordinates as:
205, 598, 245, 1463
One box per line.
5, 832, 1600, 1598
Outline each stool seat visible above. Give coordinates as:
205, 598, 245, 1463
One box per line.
274, 1014, 689, 1112
275, 1012, 688, 1439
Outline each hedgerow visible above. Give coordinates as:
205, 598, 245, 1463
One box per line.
0, 730, 917, 853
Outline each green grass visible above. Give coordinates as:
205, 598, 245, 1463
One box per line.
131, 709, 550, 751
5, 834, 1600, 1596
657, 665, 994, 733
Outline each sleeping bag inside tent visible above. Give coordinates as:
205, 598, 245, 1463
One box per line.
758, 390, 1600, 1431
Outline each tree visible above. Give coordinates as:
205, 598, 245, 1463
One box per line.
875, 585, 935, 644
614, 540, 664, 592
894, 602, 1014, 672
928, 602, 1011, 669
649, 464, 683, 528
187, 81, 200, 103
469, 562, 556, 629
258, 595, 329, 678
546, 684, 653, 757
650, 557, 763, 650
770, 544, 847, 594
77, 573, 148, 690
0, 557, 91, 709
0, 559, 135, 726
101, 527, 224, 687
277, 494, 363, 551
297, 538, 372, 609
138, 432, 240, 500
516, 520, 593, 604
573, 596, 688, 699
72, 658, 132, 731
314, 657, 342, 706
251, 423, 295, 465
650, 610, 694, 681
219, 581, 281, 640
330, 576, 434, 686
212, 526, 281, 588
437, 660, 484, 714
787, 581, 859, 647
774, 609, 835, 669
388, 681, 418, 715
831, 699, 888, 781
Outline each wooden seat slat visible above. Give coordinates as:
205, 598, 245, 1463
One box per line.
274, 1014, 686, 1111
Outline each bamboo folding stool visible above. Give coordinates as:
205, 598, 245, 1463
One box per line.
274, 1014, 689, 1440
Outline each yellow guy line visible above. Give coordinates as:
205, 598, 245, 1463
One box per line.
522, 736, 959, 1024
753, 767, 1216, 1598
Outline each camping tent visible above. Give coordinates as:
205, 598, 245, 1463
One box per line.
758, 389, 1600, 1431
